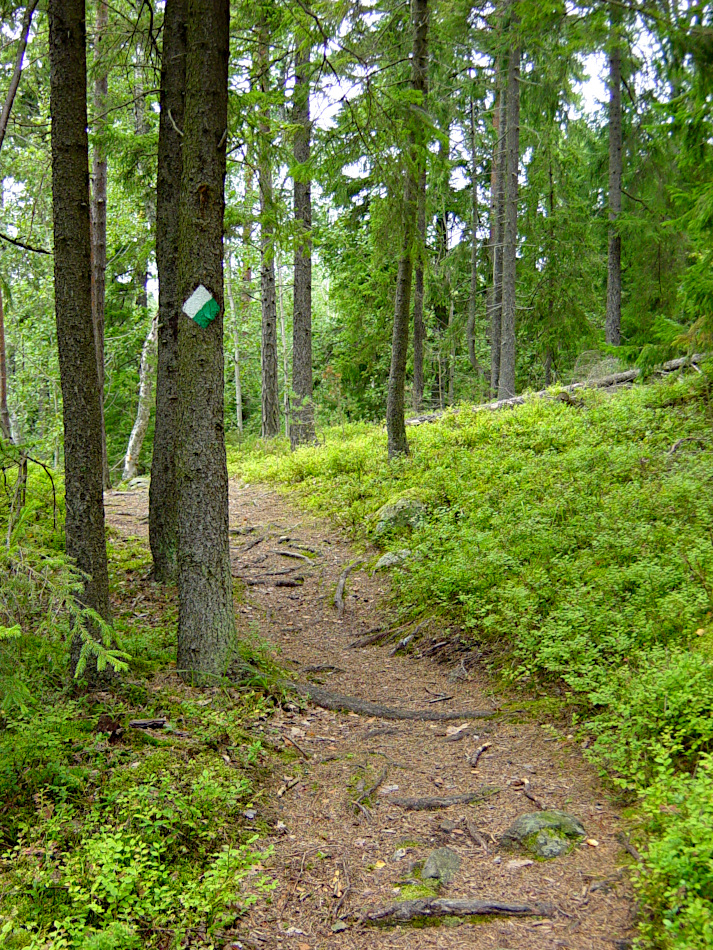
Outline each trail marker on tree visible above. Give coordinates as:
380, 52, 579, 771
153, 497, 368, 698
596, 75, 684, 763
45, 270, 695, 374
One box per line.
183, 284, 219, 328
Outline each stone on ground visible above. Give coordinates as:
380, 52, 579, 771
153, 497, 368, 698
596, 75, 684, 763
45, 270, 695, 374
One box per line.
373, 499, 426, 540
421, 847, 462, 883
500, 810, 586, 858
373, 549, 411, 571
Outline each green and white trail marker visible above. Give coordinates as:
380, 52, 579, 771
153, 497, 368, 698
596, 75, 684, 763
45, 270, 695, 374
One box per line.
183, 284, 220, 329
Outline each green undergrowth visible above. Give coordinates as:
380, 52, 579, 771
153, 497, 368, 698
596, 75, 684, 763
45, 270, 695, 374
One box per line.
0, 498, 285, 948
228, 367, 713, 949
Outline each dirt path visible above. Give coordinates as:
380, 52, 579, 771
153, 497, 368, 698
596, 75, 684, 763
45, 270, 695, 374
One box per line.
105, 481, 635, 950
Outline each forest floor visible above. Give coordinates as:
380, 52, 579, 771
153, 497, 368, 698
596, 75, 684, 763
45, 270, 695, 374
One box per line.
105, 480, 636, 950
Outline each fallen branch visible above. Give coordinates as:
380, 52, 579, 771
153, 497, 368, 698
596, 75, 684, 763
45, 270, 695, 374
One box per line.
389, 788, 498, 810
667, 435, 708, 457
333, 857, 352, 919
352, 766, 387, 813
275, 578, 304, 587
468, 742, 491, 767
129, 718, 167, 729
465, 817, 489, 852
292, 683, 498, 721
334, 561, 363, 618
362, 897, 553, 923
513, 778, 545, 810
273, 549, 312, 562
616, 831, 643, 864
388, 633, 414, 656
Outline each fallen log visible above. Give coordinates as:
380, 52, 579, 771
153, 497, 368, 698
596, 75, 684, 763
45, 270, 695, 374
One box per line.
389, 788, 498, 810
406, 354, 707, 427
129, 718, 167, 729
292, 683, 498, 721
362, 897, 554, 923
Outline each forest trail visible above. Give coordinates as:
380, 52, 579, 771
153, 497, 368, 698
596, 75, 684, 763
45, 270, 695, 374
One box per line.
105, 481, 635, 950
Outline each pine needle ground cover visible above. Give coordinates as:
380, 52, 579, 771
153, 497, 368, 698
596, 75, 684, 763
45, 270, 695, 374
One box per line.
229, 367, 713, 949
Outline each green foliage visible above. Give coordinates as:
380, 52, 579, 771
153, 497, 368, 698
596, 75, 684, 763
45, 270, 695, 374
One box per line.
229, 368, 713, 946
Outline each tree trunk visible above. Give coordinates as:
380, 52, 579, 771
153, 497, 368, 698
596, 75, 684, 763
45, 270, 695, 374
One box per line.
412, 169, 426, 412
91, 0, 110, 490
225, 255, 243, 434
175, 0, 236, 681
257, 21, 279, 439
448, 295, 455, 405
0, 0, 39, 154
277, 251, 290, 438
150, 0, 186, 583
48, 0, 110, 676
490, 80, 506, 396
606, 15, 622, 346
498, 41, 520, 400
291, 38, 315, 447
386, 0, 429, 459
0, 284, 11, 441
466, 97, 483, 381
123, 310, 158, 481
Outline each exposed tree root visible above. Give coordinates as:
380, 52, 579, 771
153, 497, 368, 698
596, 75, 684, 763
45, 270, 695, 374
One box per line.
362, 897, 554, 923
291, 683, 498, 721
334, 561, 363, 618
389, 787, 498, 810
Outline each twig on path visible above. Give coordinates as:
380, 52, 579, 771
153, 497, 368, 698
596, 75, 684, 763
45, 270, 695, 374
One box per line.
239, 535, 265, 554
468, 742, 492, 768
667, 435, 707, 457
334, 561, 363, 618
426, 693, 454, 704
513, 778, 545, 810
465, 817, 489, 852
616, 831, 643, 863
283, 735, 310, 759
352, 766, 387, 814
333, 857, 351, 919
389, 787, 498, 810
388, 633, 413, 656
290, 682, 498, 721
361, 897, 554, 923
272, 549, 313, 562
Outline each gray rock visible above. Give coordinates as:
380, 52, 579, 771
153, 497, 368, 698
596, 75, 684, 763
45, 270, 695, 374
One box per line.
500, 810, 586, 859
421, 847, 461, 883
373, 550, 411, 572
128, 476, 150, 490
374, 499, 426, 539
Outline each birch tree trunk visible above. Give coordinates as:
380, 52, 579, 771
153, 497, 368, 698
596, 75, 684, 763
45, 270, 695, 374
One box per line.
386, 0, 429, 458
48, 0, 110, 676
0, 284, 12, 441
277, 252, 290, 439
175, 0, 236, 680
123, 311, 158, 481
291, 37, 315, 447
257, 19, 279, 438
498, 40, 520, 400
606, 13, 623, 346
91, 0, 110, 489
149, 0, 186, 583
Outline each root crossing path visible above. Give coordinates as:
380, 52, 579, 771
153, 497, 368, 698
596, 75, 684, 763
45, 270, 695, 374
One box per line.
106, 481, 635, 950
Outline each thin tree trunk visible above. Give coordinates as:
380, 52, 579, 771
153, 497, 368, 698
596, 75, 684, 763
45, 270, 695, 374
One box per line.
498, 40, 520, 400
0, 0, 39, 154
606, 14, 622, 346
257, 20, 279, 438
412, 168, 426, 412
386, 0, 429, 459
466, 97, 483, 381
277, 252, 290, 439
291, 37, 315, 447
448, 295, 455, 405
91, 0, 110, 489
225, 256, 243, 434
490, 80, 506, 395
175, 0, 236, 680
0, 284, 11, 441
123, 311, 158, 480
48, 0, 110, 677
149, 0, 186, 583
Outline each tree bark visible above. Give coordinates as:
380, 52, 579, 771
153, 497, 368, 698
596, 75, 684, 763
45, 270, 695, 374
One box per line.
257, 21, 279, 439
498, 40, 520, 400
0, 0, 39, 154
291, 38, 315, 447
490, 80, 506, 396
448, 295, 455, 404
606, 14, 622, 346
175, 0, 236, 680
466, 97, 483, 381
412, 169, 426, 412
90, 0, 110, 490
149, 0, 186, 583
225, 255, 243, 434
386, 0, 429, 459
277, 251, 290, 438
48, 0, 110, 675
123, 310, 158, 481
0, 284, 11, 441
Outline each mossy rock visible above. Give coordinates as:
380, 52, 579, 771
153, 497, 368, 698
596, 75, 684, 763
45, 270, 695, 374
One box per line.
373, 499, 427, 541
500, 810, 586, 859
373, 550, 411, 572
